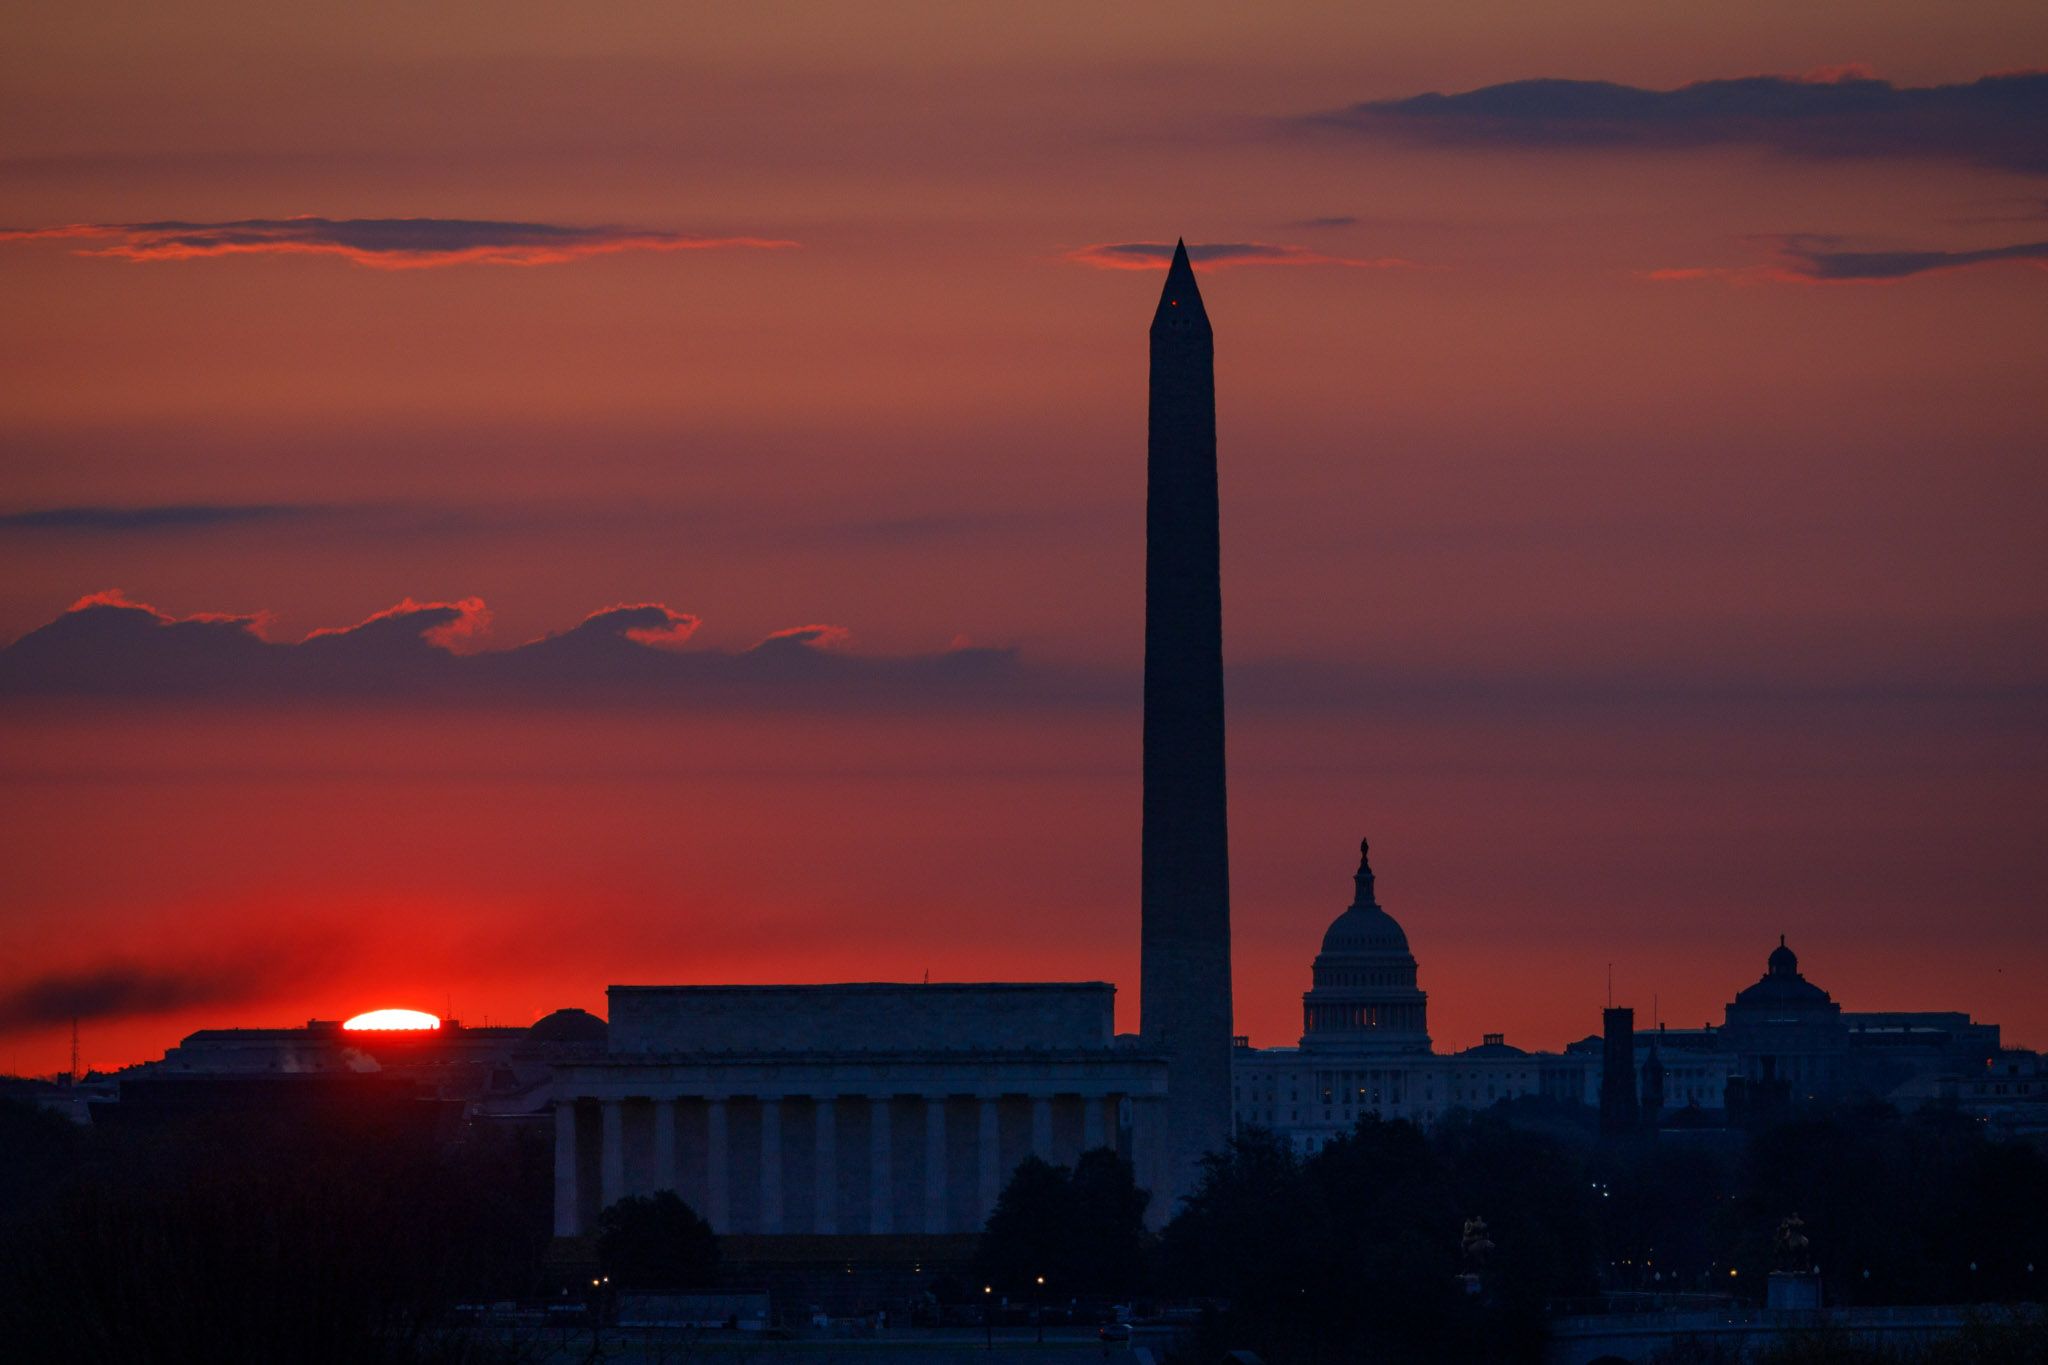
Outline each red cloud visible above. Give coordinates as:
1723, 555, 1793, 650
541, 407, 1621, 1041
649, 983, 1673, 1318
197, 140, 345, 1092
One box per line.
302, 597, 493, 652
67, 588, 269, 631
2, 595, 1018, 708
0, 217, 798, 270
756, 624, 852, 650
1796, 63, 1879, 85
588, 603, 703, 650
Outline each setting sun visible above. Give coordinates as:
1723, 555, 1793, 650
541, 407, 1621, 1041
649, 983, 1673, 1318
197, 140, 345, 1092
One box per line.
342, 1008, 441, 1031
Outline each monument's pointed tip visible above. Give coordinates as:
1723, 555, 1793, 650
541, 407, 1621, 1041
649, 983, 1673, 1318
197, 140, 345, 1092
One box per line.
1153, 237, 1207, 323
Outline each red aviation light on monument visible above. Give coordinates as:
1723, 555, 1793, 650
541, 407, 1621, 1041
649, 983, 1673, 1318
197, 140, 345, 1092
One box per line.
343, 1008, 442, 1031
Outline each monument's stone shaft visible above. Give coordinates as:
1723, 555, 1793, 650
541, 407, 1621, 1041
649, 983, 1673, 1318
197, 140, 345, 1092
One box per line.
1139, 241, 1233, 1207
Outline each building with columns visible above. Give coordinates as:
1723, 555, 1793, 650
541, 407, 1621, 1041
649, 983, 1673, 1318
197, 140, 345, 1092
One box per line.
549, 984, 1166, 1237
550, 246, 1235, 1242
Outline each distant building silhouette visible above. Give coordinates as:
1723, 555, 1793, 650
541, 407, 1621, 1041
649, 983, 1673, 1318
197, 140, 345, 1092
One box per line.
1601, 1007, 1640, 1135
1640, 1033, 1667, 1129
1721, 935, 1843, 1104
1139, 240, 1236, 1205
1236, 887, 2038, 1150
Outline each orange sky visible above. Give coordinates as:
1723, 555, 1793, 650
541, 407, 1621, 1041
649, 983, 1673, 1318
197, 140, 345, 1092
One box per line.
3, 3, 2045, 1073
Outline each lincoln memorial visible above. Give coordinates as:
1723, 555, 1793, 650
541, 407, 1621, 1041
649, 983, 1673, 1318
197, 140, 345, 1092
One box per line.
550, 983, 1169, 1236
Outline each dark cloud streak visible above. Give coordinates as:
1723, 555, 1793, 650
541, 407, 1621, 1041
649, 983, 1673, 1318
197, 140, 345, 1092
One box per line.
1303, 71, 2048, 174
1065, 240, 1412, 270
2, 592, 2039, 733
0, 963, 272, 1031
0, 499, 1102, 544
0, 503, 327, 532
1649, 233, 2048, 283
0, 217, 797, 269
1780, 235, 2048, 280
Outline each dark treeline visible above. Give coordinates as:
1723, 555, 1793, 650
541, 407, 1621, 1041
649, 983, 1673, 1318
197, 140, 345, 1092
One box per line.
973, 1100, 2048, 1364
5, 1090, 2045, 1364
0, 1095, 553, 1364
1597, 1100, 2048, 1304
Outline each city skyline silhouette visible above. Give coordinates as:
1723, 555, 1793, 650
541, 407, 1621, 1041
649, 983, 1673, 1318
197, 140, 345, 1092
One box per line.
5, 12, 2046, 1363
3, 9, 2044, 1083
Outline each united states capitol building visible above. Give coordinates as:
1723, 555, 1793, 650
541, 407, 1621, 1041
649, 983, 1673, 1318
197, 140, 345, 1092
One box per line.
1232, 838, 2028, 1154
1230, 838, 1568, 1145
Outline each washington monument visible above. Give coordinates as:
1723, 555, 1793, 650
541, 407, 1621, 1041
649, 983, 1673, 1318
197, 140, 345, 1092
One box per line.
1140, 240, 1234, 1203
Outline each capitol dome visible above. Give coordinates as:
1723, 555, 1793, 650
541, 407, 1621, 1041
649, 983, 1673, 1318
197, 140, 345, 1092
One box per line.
1300, 839, 1431, 1053
1319, 899, 1411, 955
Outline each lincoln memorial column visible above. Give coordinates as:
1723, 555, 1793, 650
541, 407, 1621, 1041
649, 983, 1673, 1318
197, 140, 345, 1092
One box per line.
759, 1098, 784, 1234
923, 1097, 948, 1233
553, 1101, 580, 1236
1030, 1096, 1054, 1160
814, 1098, 838, 1234
706, 1098, 730, 1231
653, 1099, 677, 1194
977, 1097, 1000, 1217
1083, 1093, 1106, 1152
599, 1099, 625, 1211
869, 1096, 893, 1235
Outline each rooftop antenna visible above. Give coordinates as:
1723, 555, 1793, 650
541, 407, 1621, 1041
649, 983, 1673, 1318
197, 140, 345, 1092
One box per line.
1653, 992, 1660, 1029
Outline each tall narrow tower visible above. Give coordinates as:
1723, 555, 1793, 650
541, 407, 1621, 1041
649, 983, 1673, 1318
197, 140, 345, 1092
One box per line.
1140, 240, 1233, 1206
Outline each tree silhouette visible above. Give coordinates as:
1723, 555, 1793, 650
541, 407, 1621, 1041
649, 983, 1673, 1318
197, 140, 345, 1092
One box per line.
594, 1191, 718, 1292
1068, 1148, 1151, 1295
973, 1149, 1150, 1297
975, 1155, 1076, 1293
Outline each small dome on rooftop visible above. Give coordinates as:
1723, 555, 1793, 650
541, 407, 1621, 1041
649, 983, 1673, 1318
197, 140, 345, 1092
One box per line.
1768, 935, 1798, 976
528, 1008, 607, 1045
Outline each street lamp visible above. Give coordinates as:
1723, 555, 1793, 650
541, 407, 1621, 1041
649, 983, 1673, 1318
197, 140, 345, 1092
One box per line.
1035, 1275, 1046, 1343
983, 1285, 993, 1351
586, 1276, 610, 1361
